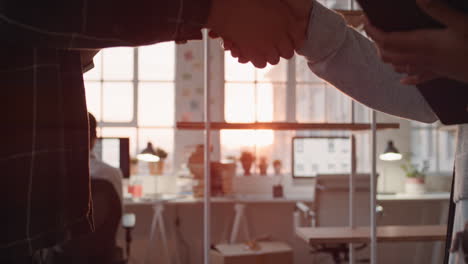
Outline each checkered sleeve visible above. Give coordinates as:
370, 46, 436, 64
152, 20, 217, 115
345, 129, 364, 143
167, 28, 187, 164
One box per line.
0, 0, 212, 49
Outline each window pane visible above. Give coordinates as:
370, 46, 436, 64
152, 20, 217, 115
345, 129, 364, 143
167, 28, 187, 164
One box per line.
100, 127, 138, 157
354, 101, 370, 123
325, 84, 351, 122
139, 43, 175, 81
225, 52, 255, 82
225, 53, 287, 82
256, 59, 287, 82
102, 82, 134, 122
225, 83, 255, 123
296, 55, 322, 83
102, 47, 134, 80
440, 131, 456, 172
83, 51, 102, 81
296, 83, 326, 122
138, 129, 174, 172
256, 83, 273, 122
138, 82, 174, 126
221, 130, 274, 148
84, 81, 102, 121
272, 84, 287, 122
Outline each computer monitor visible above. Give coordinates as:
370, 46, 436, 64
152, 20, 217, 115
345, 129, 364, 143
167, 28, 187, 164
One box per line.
292, 136, 351, 178
93, 137, 130, 179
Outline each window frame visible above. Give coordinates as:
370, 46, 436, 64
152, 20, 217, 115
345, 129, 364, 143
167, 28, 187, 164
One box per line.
84, 46, 176, 158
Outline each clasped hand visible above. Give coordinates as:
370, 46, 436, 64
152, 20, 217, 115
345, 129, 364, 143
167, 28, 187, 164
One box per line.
365, 0, 468, 85
205, 0, 312, 68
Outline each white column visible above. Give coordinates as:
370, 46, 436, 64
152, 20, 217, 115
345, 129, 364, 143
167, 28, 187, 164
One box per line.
203, 29, 212, 264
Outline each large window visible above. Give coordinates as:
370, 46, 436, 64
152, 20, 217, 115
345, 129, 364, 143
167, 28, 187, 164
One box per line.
84, 43, 175, 171
411, 122, 456, 175
221, 52, 369, 173
221, 53, 287, 154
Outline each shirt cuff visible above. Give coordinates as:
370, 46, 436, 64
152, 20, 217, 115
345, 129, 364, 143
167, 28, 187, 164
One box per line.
297, 0, 347, 63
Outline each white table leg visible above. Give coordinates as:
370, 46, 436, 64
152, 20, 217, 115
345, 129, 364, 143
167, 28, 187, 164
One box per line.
230, 203, 250, 243
145, 203, 171, 264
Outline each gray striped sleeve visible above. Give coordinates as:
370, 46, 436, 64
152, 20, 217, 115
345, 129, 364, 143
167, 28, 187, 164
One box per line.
297, 1, 438, 124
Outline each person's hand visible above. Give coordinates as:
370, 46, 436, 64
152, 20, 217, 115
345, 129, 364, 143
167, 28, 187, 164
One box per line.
80, 49, 100, 67
206, 0, 312, 68
399, 70, 440, 85
364, 0, 468, 84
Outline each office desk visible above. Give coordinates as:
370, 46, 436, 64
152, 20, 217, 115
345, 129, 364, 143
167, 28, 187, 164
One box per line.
124, 194, 315, 206
296, 225, 447, 245
125, 192, 450, 206
377, 192, 450, 201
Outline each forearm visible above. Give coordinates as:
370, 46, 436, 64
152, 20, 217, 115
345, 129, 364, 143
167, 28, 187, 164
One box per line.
0, 0, 211, 49
297, 1, 437, 123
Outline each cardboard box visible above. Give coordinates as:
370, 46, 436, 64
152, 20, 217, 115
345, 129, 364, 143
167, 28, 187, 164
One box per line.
210, 241, 293, 264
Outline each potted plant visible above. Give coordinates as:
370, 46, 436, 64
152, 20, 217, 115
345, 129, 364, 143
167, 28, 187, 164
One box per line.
401, 156, 429, 195
155, 147, 168, 175
240, 151, 255, 176
258, 156, 268, 176
273, 159, 282, 175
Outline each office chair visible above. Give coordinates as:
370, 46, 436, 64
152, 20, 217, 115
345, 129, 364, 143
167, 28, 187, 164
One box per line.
295, 174, 380, 264
55, 179, 124, 264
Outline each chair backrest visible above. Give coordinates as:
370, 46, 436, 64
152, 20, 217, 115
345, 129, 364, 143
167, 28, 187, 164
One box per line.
90, 179, 122, 248
314, 174, 371, 227
57, 179, 122, 263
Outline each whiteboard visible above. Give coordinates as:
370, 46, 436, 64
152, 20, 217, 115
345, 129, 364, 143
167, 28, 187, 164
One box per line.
292, 137, 351, 178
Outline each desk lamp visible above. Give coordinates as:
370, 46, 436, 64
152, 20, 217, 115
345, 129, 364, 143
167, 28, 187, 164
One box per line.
379, 140, 402, 161
137, 142, 160, 162
379, 140, 402, 193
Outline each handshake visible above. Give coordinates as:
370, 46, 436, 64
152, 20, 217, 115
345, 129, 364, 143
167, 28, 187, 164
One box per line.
204, 0, 313, 68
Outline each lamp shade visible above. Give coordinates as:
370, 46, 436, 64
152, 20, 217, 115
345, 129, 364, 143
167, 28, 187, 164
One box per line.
137, 142, 160, 162
379, 140, 402, 161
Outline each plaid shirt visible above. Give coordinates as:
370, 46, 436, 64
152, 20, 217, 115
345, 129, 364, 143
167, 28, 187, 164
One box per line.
0, 0, 210, 256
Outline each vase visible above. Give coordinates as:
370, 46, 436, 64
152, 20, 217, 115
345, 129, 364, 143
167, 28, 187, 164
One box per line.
259, 163, 268, 176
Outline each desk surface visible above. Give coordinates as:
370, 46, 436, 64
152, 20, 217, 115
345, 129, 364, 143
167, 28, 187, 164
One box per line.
377, 192, 450, 201
124, 194, 315, 205
296, 225, 447, 244
124, 192, 450, 206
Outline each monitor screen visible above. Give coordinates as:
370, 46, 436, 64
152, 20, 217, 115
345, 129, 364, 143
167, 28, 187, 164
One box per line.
93, 137, 130, 178
292, 137, 351, 178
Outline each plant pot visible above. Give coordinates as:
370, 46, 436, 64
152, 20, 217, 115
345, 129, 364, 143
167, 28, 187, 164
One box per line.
273, 184, 284, 198
240, 152, 255, 176
241, 160, 253, 176
405, 178, 426, 195
156, 160, 165, 175
258, 164, 268, 176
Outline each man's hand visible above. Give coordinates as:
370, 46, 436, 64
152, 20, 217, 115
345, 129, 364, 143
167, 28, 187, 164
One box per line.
206, 0, 312, 68
365, 0, 468, 84
80, 49, 100, 73
80, 50, 100, 67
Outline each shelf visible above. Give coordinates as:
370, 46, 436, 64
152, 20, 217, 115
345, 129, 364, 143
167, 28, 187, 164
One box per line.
176, 122, 400, 131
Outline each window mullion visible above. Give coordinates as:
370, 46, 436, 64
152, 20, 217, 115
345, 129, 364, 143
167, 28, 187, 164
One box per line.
286, 56, 296, 122
133, 48, 139, 154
